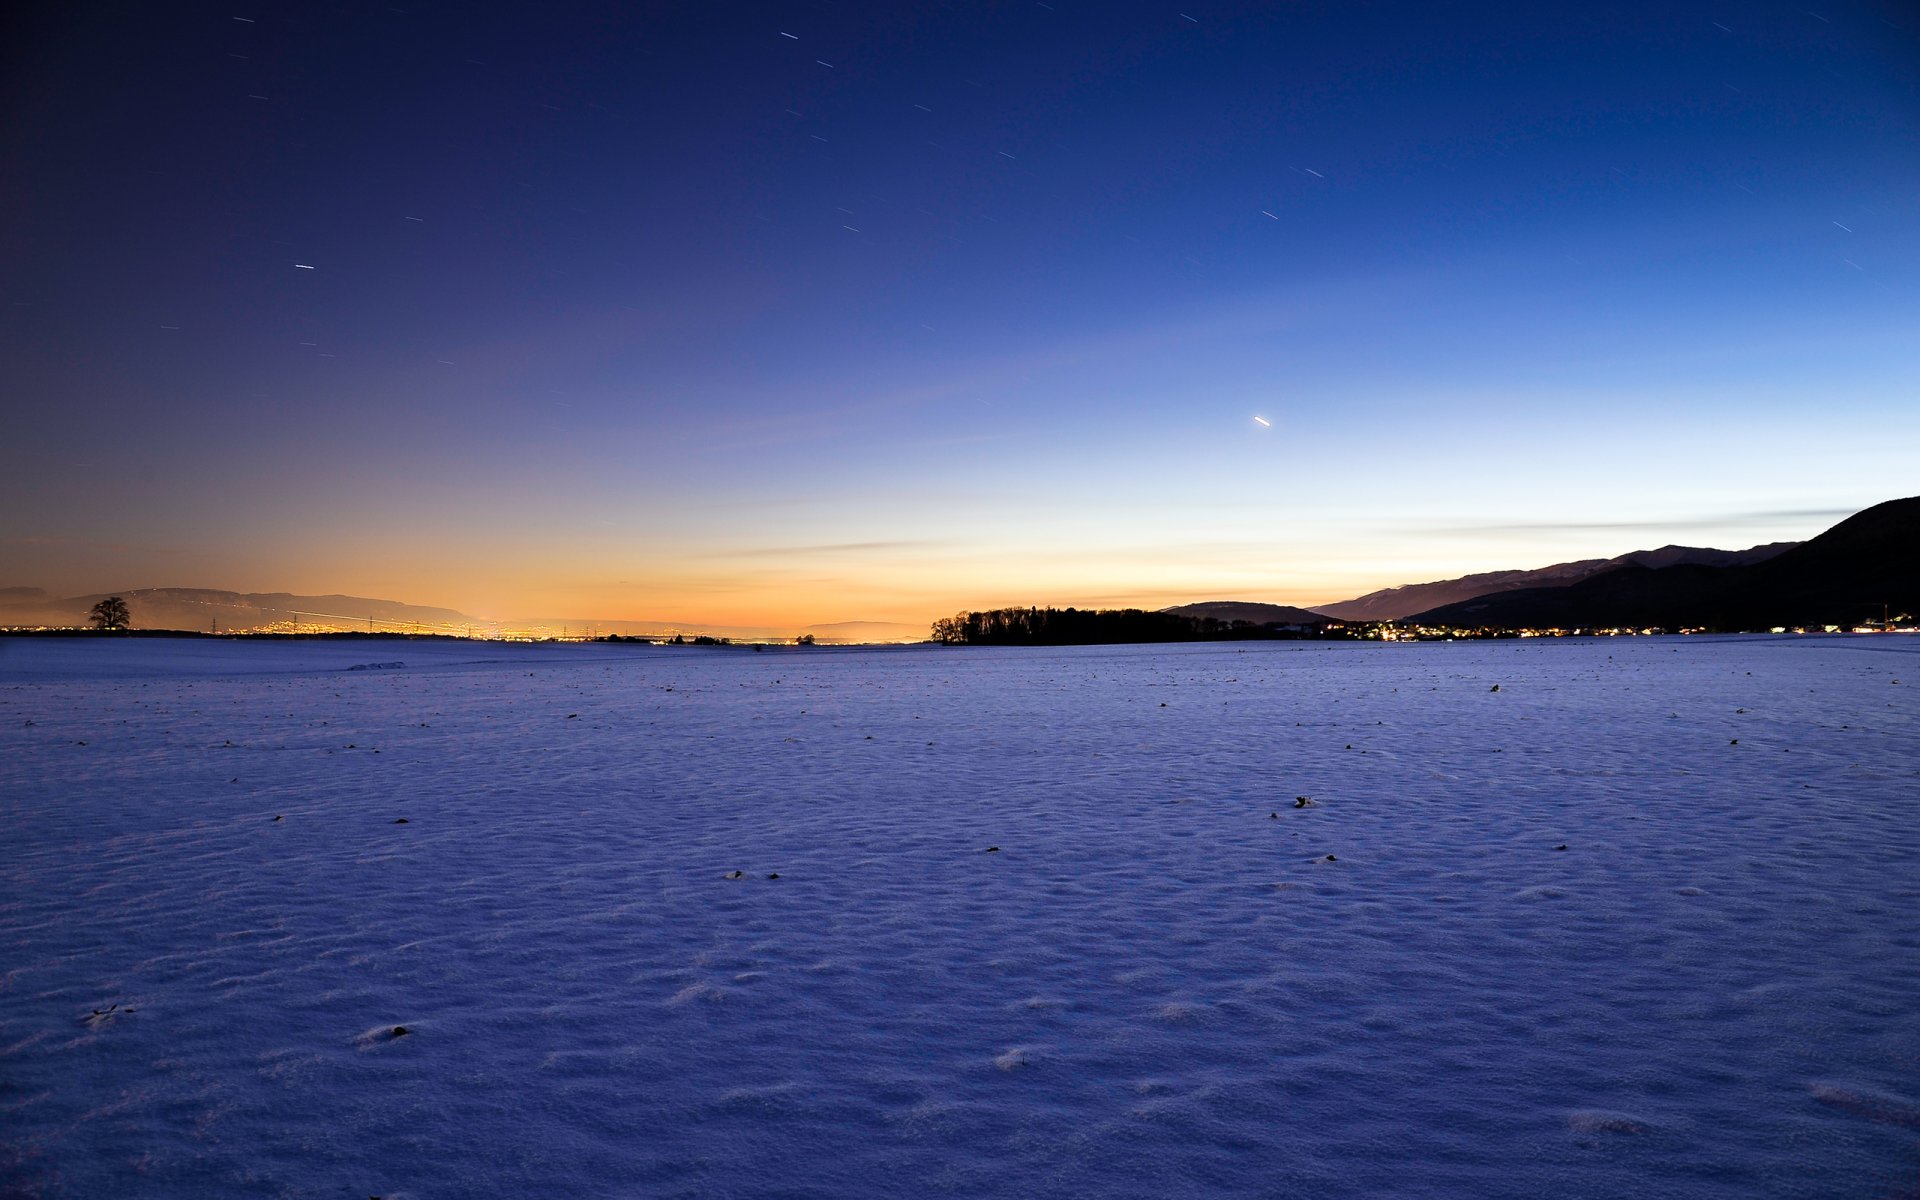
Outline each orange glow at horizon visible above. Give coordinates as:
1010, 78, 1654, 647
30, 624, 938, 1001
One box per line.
6, 494, 1872, 637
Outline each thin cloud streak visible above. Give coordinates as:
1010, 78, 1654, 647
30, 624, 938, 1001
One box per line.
1421, 508, 1857, 538
700, 540, 960, 559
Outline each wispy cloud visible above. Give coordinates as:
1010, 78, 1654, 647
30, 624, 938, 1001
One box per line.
1, 534, 182, 554
1423, 508, 1855, 538
700, 540, 959, 559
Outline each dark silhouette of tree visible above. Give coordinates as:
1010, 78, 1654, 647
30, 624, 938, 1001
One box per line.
89, 596, 131, 630
930, 605, 1343, 646
795, 633, 816, 646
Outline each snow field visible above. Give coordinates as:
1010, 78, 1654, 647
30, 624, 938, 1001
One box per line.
1, 636, 1915, 1198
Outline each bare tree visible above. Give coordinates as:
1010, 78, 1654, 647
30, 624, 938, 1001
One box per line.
88, 596, 131, 630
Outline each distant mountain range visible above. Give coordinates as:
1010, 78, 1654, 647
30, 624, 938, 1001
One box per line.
0, 588, 480, 635
1314, 542, 1797, 622
1409, 496, 1918, 630
1161, 601, 1332, 626
1160, 497, 1914, 633
0, 587, 922, 643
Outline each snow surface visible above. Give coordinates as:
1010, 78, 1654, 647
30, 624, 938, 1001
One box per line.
2, 635, 1916, 1198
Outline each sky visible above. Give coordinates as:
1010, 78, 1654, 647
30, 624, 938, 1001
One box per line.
2, 1, 1916, 629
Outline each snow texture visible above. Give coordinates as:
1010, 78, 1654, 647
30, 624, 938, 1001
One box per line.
2, 635, 1916, 1198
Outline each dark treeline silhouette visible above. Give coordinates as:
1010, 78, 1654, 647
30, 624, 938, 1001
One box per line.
931, 607, 1337, 646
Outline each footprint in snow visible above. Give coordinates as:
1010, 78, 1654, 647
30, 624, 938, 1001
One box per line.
1811, 1082, 1920, 1130
1153, 1001, 1208, 1024
1566, 1110, 1648, 1135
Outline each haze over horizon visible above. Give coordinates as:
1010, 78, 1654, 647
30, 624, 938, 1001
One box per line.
2, 502, 1880, 637
5, 2, 1916, 628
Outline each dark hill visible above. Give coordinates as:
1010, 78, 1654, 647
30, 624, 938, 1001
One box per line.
1411, 498, 1919, 630
1162, 601, 1332, 625
4, 588, 484, 633
1621, 543, 1796, 571
1319, 542, 1794, 622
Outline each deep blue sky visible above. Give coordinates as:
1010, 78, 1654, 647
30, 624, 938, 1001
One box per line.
3, 1, 1916, 624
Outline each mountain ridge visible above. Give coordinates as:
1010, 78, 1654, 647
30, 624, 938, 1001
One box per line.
1410, 498, 1919, 629
0, 587, 923, 642
1316, 542, 1796, 622
1160, 601, 1332, 626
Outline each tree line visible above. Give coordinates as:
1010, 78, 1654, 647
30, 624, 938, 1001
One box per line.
930, 606, 1332, 646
